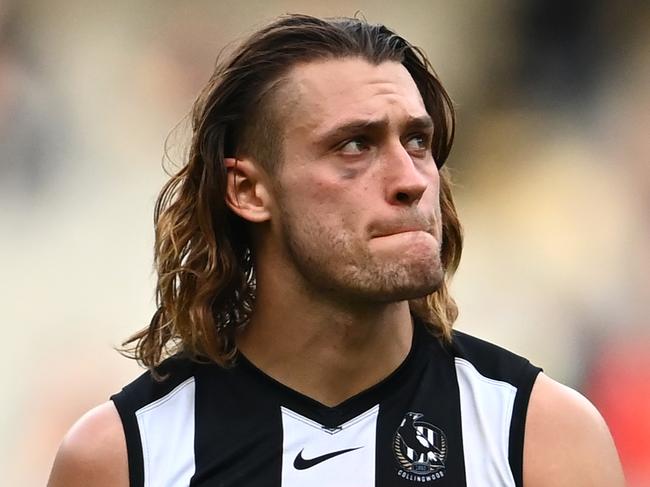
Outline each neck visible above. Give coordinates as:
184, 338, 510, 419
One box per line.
236, 266, 414, 407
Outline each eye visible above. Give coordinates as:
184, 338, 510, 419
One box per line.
404, 134, 430, 153
339, 138, 369, 155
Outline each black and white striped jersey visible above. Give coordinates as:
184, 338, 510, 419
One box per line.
111, 320, 541, 487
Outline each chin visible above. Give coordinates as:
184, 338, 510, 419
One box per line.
359, 260, 445, 303
391, 274, 444, 301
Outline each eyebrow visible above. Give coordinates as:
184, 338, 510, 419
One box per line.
317, 115, 434, 145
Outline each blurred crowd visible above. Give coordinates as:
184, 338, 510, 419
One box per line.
1, 1, 648, 485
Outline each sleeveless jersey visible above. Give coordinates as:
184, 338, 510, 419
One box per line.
111, 321, 541, 487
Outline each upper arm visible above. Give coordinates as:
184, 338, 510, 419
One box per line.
47, 401, 129, 487
523, 373, 626, 487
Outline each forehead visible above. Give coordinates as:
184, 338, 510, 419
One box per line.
281, 58, 428, 136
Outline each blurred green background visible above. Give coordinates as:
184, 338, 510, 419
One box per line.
1, 0, 648, 485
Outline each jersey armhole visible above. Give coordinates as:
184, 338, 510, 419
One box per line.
111, 392, 145, 487
508, 363, 542, 487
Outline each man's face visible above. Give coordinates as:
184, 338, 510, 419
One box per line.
267, 57, 443, 304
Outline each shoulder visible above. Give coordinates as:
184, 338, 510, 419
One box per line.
48, 357, 197, 487
48, 401, 128, 487
448, 329, 541, 388
524, 373, 626, 487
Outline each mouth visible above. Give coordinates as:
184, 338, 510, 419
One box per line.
375, 229, 428, 238
368, 215, 439, 242
370, 224, 433, 239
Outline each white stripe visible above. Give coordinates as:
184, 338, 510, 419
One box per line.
455, 358, 517, 487
281, 405, 378, 486
136, 377, 196, 487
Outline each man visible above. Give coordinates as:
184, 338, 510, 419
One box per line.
48, 14, 625, 487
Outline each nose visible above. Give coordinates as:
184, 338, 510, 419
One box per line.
383, 143, 431, 206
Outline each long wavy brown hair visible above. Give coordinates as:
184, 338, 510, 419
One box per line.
122, 14, 463, 370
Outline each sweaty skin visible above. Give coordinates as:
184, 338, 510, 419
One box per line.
47, 58, 626, 487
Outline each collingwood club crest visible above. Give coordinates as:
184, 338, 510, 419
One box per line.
393, 412, 447, 482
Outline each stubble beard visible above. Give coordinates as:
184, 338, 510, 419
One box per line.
278, 207, 445, 306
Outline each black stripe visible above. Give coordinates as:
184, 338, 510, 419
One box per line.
376, 330, 467, 487
190, 362, 283, 486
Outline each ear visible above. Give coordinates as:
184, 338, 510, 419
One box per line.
224, 157, 273, 223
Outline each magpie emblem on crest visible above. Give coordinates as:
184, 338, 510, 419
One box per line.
393, 412, 447, 481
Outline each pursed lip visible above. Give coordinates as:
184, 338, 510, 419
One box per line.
377, 228, 427, 237
370, 223, 432, 238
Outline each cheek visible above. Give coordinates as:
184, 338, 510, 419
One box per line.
421, 173, 441, 206
277, 178, 350, 233
421, 176, 443, 235
292, 172, 362, 211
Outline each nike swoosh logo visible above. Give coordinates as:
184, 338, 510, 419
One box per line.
293, 447, 362, 470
